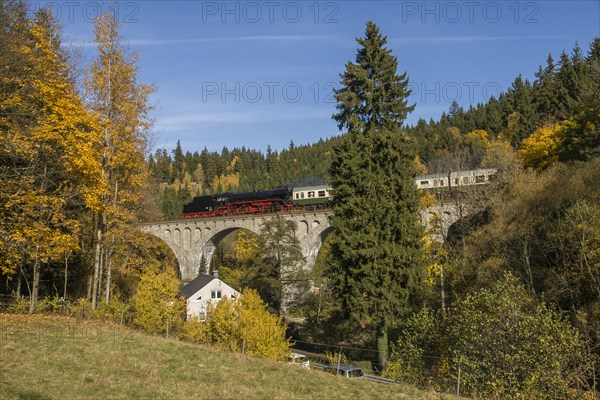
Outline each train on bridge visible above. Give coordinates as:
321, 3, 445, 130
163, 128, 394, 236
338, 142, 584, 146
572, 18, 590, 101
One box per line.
182, 168, 497, 219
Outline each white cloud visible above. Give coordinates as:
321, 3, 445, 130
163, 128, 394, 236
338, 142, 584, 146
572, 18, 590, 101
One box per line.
68, 35, 338, 47
155, 104, 331, 133
391, 35, 566, 45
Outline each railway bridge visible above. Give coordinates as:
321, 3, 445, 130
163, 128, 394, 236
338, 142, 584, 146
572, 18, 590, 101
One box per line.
139, 211, 332, 282
139, 203, 468, 282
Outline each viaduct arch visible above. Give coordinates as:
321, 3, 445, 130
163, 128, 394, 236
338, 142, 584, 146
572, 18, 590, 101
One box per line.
139, 211, 332, 282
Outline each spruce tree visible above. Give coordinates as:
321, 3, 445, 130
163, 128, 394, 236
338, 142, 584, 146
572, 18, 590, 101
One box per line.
326, 22, 424, 368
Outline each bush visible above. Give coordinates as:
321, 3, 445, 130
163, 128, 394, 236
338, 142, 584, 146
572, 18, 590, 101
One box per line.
449, 273, 592, 399
183, 289, 291, 361
36, 295, 64, 314
325, 350, 349, 367
133, 269, 185, 335
68, 298, 95, 319
95, 296, 134, 324
384, 307, 444, 388
182, 317, 208, 343
8, 296, 30, 314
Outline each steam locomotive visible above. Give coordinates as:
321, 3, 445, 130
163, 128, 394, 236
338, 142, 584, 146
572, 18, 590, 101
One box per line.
182, 169, 496, 219
182, 185, 331, 219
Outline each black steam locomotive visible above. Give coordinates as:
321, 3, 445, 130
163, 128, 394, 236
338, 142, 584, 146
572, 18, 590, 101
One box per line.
182, 187, 293, 218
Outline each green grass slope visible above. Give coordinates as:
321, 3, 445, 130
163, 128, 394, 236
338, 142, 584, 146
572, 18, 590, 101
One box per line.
0, 314, 458, 399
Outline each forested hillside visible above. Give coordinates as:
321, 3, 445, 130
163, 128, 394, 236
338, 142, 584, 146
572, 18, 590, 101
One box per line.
150, 39, 600, 220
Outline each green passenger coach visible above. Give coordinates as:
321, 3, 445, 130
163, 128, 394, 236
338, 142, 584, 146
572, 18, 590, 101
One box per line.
291, 185, 331, 207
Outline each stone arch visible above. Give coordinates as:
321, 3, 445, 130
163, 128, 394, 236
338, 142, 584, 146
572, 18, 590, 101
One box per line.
299, 220, 309, 234
173, 228, 182, 246
134, 231, 181, 279
199, 226, 261, 276
305, 226, 333, 269
446, 208, 489, 246
184, 227, 192, 249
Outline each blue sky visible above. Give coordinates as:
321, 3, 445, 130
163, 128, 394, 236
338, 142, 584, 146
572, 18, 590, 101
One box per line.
34, 1, 600, 153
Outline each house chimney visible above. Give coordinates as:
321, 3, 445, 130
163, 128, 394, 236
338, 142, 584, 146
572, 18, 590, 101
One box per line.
213, 269, 219, 279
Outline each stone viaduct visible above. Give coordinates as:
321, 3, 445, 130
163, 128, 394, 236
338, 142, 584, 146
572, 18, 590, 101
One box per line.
139, 211, 332, 282
138, 203, 467, 282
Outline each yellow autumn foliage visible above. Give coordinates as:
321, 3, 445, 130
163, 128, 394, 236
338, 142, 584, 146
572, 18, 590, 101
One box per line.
519, 123, 563, 169
183, 289, 290, 361
234, 230, 261, 264
133, 268, 185, 334
0, 10, 104, 285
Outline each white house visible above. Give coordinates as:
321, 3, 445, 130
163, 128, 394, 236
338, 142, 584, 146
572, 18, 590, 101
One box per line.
180, 272, 240, 320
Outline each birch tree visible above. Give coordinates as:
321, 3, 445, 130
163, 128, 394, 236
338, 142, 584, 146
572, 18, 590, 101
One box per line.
85, 13, 155, 308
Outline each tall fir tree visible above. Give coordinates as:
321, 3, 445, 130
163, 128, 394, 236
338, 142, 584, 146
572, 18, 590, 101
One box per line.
326, 22, 424, 368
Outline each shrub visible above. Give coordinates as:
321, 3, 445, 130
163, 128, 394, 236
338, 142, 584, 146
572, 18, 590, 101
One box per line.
325, 350, 349, 368
68, 298, 95, 319
236, 289, 290, 360
133, 269, 185, 335
449, 273, 591, 399
182, 317, 208, 343
183, 289, 290, 361
36, 295, 64, 314
8, 296, 30, 314
384, 307, 444, 388
95, 296, 134, 324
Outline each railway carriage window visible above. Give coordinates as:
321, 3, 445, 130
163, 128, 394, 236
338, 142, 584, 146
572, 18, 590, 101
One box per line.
300, 192, 304, 199
318, 190, 326, 197
454, 178, 459, 185
308, 191, 315, 198
420, 180, 429, 188
463, 177, 470, 184
434, 180, 440, 187
475, 175, 485, 183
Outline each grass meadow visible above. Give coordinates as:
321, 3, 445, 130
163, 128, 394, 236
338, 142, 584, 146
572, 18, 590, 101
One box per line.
0, 314, 459, 399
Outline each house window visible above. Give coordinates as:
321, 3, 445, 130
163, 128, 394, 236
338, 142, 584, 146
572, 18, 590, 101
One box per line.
211, 290, 221, 299
194, 295, 202, 301
318, 190, 326, 197
198, 311, 206, 321
308, 191, 315, 198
